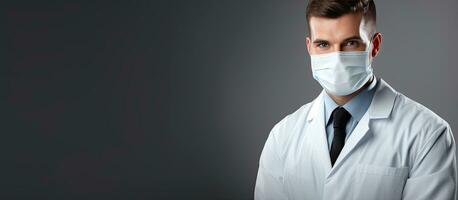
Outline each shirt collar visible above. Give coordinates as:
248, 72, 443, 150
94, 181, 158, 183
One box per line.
324, 76, 378, 126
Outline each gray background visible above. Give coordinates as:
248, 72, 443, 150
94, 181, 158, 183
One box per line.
3, 0, 458, 199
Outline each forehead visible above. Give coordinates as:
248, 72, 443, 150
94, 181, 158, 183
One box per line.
309, 13, 369, 42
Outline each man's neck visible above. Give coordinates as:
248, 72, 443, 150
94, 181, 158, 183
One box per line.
327, 76, 374, 106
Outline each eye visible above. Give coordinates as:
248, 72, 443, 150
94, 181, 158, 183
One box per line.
344, 40, 359, 47
316, 42, 329, 48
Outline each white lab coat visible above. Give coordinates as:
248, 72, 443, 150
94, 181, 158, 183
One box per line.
255, 78, 457, 200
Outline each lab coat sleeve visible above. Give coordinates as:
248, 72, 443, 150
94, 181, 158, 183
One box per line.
402, 124, 457, 200
254, 123, 288, 200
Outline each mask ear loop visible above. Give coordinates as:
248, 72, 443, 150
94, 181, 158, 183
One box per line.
366, 34, 376, 82
365, 33, 376, 52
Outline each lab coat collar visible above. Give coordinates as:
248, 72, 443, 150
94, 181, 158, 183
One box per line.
306, 77, 397, 122
368, 78, 398, 119
323, 76, 378, 126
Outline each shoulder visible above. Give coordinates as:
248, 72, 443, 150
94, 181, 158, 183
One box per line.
371, 78, 450, 135
392, 92, 450, 132
272, 101, 313, 133
265, 98, 316, 155
270, 96, 317, 138
389, 92, 452, 153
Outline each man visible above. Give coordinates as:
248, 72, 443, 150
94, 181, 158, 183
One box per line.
254, 0, 457, 199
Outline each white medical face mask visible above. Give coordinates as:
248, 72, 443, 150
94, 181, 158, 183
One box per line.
310, 50, 373, 96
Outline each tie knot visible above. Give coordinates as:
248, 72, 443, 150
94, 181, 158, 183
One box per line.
332, 107, 351, 128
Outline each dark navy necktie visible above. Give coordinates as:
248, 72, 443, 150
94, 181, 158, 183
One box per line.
329, 107, 351, 166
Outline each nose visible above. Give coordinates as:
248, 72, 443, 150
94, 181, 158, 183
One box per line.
332, 44, 343, 52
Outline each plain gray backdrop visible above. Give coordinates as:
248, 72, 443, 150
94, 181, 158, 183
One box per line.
3, 0, 457, 199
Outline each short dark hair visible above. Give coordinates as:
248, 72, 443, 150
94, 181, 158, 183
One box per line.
306, 0, 376, 33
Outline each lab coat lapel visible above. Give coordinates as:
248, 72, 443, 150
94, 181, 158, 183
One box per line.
326, 78, 398, 177
306, 91, 332, 174
327, 111, 370, 177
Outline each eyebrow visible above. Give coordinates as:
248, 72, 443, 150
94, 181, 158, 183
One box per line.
313, 36, 363, 44
312, 39, 329, 44
342, 36, 363, 42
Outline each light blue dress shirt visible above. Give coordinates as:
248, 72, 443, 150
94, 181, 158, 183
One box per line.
323, 76, 378, 150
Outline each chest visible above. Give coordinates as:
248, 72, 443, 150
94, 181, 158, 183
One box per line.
282, 124, 411, 200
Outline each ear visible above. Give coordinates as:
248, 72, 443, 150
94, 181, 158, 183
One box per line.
306, 36, 311, 54
370, 32, 382, 59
